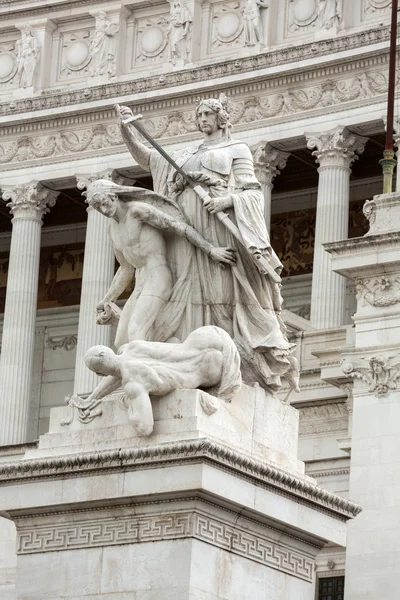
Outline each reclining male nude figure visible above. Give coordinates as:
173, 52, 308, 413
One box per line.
82, 326, 242, 436
85, 179, 236, 348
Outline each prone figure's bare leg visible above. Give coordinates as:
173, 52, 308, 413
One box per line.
124, 381, 154, 436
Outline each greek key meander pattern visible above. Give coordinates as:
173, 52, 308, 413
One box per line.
17, 511, 314, 581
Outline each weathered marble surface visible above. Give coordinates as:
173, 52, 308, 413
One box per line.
115, 98, 299, 395
32, 383, 303, 474
72, 325, 241, 437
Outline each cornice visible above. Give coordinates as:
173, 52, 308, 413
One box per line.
0, 438, 362, 519
0, 51, 390, 172
0, 26, 389, 119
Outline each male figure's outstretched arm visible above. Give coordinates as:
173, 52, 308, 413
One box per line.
131, 201, 236, 266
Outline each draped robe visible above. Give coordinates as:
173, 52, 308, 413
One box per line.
146, 139, 296, 391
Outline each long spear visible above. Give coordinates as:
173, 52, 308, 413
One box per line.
381, 0, 399, 193
116, 105, 281, 284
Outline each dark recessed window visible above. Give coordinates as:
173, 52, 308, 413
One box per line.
318, 576, 345, 600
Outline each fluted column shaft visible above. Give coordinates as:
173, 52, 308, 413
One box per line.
252, 143, 289, 232
307, 128, 367, 329
74, 175, 115, 396
0, 183, 58, 445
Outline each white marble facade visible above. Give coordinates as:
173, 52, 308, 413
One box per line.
0, 0, 398, 598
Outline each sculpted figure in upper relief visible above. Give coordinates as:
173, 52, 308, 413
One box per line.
117, 97, 299, 396
167, 0, 193, 65
86, 179, 236, 349
16, 25, 39, 88
319, 0, 343, 30
81, 326, 241, 436
243, 0, 269, 46
90, 12, 119, 76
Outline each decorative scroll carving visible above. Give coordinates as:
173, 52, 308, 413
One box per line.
90, 12, 119, 76
167, 0, 193, 64
306, 127, 367, 168
0, 124, 122, 164
252, 142, 290, 185
2, 184, 58, 222
61, 30, 92, 77
135, 16, 169, 64
299, 403, 348, 435
16, 25, 40, 88
355, 276, 400, 308
46, 335, 77, 351
342, 355, 400, 397
212, 1, 245, 49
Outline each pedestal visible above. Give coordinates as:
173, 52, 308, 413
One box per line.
0, 385, 360, 600
325, 191, 400, 600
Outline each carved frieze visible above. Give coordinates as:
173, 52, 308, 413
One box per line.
46, 335, 77, 351
355, 276, 400, 308
342, 355, 400, 397
211, 1, 245, 50
0, 124, 122, 165
299, 402, 348, 435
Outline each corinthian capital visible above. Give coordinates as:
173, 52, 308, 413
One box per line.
252, 142, 290, 185
2, 182, 59, 222
306, 127, 367, 169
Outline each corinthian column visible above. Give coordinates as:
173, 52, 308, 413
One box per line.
0, 183, 58, 445
252, 143, 289, 232
73, 172, 115, 396
306, 127, 367, 329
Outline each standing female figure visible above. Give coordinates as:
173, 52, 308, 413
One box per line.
117, 96, 298, 394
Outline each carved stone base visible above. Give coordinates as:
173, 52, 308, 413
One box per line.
0, 385, 361, 600
28, 384, 305, 475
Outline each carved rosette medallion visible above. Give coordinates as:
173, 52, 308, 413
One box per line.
288, 0, 319, 33
0, 44, 18, 85
61, 31, 92, 77
135, 16, 169, 64
364, 0, 391, 15
212, 2, 245, 50
2, 184, 59, 222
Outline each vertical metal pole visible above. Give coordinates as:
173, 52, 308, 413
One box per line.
381, 0, 398, 193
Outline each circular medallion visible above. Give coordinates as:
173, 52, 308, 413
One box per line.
141, 27, 167, 57
0, 52, 17, 83
291, 0, 318, 25
216, 11, 243, 42
65, 41, 90, 70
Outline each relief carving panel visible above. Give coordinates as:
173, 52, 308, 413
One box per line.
211, 1, 245, 51
134, 14, 169, 65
